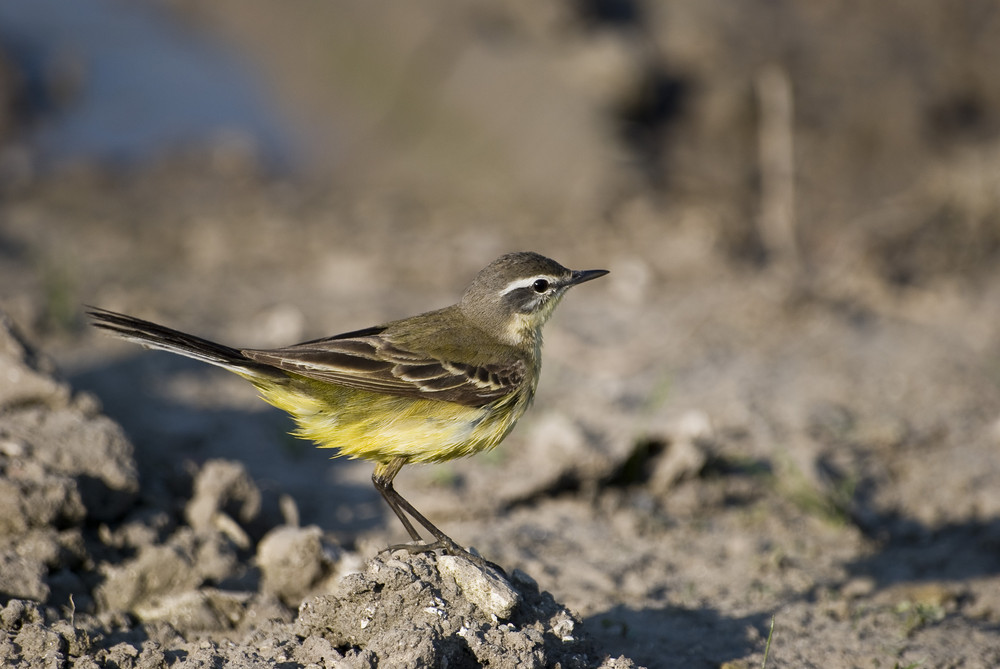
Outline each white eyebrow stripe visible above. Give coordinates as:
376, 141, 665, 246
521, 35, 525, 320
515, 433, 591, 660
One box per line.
499, 275, 558, 295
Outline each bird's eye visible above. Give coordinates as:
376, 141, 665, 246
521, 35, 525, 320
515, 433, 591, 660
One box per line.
532, 279, 550, 293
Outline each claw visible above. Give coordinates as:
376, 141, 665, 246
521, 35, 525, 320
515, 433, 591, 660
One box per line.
381, 540, 506, 575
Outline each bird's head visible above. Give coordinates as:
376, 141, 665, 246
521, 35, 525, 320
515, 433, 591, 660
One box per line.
459, 251, 608, 348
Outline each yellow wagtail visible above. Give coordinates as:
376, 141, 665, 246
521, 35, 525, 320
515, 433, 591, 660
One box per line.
89, 251, 607, 561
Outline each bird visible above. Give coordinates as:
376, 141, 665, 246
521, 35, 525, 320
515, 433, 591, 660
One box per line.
89, 251, 607, 564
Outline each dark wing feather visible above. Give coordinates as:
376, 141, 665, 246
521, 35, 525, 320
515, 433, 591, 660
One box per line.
243, 335, 523, 407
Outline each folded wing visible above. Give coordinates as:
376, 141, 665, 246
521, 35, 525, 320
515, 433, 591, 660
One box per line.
243, 331, 523, 407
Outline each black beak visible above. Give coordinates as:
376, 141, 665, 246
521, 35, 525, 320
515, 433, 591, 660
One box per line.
568, 268, 609, 286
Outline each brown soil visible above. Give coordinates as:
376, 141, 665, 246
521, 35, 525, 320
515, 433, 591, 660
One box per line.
2, 2, 1000, 667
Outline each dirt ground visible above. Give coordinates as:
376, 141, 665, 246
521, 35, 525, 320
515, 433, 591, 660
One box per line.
2, 1, 1000, 667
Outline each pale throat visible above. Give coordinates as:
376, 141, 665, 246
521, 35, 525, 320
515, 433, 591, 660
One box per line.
503, 296, 562, 354
502, 312, 543, 354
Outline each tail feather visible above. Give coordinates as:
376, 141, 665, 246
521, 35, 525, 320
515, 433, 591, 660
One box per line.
88, 307, 271, 377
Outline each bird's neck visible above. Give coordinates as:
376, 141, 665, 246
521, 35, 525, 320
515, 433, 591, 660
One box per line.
502, 313, 543, 361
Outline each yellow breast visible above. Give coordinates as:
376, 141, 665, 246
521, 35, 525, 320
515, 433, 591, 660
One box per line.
253, 377, 532, 465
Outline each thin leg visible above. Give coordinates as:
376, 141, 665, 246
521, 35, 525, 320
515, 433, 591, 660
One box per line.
372, 458, 503, 573
372, 458, 423, 542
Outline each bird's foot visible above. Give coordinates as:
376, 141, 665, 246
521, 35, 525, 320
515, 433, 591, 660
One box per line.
383, 539, 505, 575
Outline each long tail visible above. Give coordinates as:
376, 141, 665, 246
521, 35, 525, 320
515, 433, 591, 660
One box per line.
88, 307, 275, 379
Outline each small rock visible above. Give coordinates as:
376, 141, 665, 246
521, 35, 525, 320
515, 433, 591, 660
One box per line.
96, 535, 201, 612
650, 410, 712, 494
0, 551, 49, 602
0, 599, 44, 630
840, 576, 876, 600
437, 554, 521, 621
15, 622, 65, 665
0, 437, 26, 457
0, 312, 70, 410
133, 589, 253, 631
185, 459, 262, 534
257, 525, 326, 605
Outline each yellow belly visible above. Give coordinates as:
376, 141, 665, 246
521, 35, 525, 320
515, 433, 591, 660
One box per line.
252, 376, 529, 465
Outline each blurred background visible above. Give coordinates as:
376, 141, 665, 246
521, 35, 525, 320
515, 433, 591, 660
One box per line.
2, 1, 1000, 663
4, 0, 1000, 319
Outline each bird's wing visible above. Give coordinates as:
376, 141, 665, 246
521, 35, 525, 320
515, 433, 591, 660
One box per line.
243, 329, 524, 407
